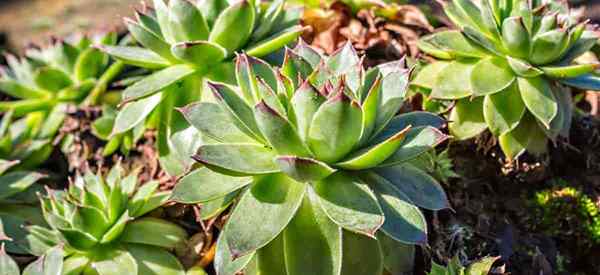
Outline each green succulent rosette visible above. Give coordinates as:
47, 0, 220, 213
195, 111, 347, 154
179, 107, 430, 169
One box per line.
28, 164, 188, 275
172, 42, 450, 275
102, 0, 303, 176
413, 0, 600, 159
0, 32, 126, 166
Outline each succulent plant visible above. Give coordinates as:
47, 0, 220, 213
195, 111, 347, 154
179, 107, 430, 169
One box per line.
171, 42, 449, 275
428, 256, 498, 275
0, 32, 127, 166
0, 245, 65, 275
413, 0, 600, 159
102, 0, 304, 176
27, 164, 188, 274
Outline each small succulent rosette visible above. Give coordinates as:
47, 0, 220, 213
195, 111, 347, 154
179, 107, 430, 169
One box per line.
172, 42, 450, 275
413, 0, 600, 159
28, 165, 188, 274
101, 0, 304, 176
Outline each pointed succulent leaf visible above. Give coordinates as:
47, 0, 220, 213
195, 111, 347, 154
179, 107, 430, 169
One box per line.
374, 164, 450, 211
198, 191, 239, 221
421, 31, 488, 58
294, 39, 322, 68
34, 67, 72, 92
506, 56, 543, 77
0, 171, 45, 200
381, 126, 448, 165
209, 82, 264, 142
59, 228, 98, 250
179, 102, 254, 143
74, 47, 105, 82
517, 76, 557, 128
499, 113, 547, 159
225, 173, 306, 258
462, 26, 503, 55
113, 93, 162, 135
275, 156, 336, 182
290, 81, 326, 141
215, 228, 255, 275
193, 144, 279, 175
448, 97, 487, 140
366, 172, 428, 244
152, 0, 174, 42
559, 31, 598, 63
121, 217, 187, 249
171, 167, 252, 203
0, 78, 47, 99
209, 0, 255, 54
167, 0, 209, 42
255, 79, 286, 116
281, 49, 314, 87
135, 10, 162, 36
411, 62, 449, 90
122, 64, 195, 102
314, 172, 384, 237
125, 18, 176, 62
171, 41, 227, 66
541, 64, 599, 79
340, 231, 383, 275
337, 126, 411, 170
470, 57, 515, 96
431, 60, 475, 99
359, 76, 381, 144
373, 61, 410, 135
126, 243, 185, 275
247, 26, 306, 58
530, 29, 569, 65
374, 112, 445, 143
307, 93, 363, 163
483, 83, 526, 135
254, 101, 310, 156
62, 254, 90, 275
284, 188, 342, 275
91, 248, 138, 275
72, 205, 111, 239
501, 16, 531, 58
0, 245, 19, 275
327, 42, 360, 77
560, 74, 600, 90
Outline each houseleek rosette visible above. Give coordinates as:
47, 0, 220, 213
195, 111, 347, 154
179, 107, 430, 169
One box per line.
172, 42, 450, 275
27, 164, 188, 275
0, 32, 125, 167
413, 0, 600, 159
102, 0, 304, 176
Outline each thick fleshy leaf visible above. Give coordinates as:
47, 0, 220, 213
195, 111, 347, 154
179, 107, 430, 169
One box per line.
198, 191, 239, 220
284, 188, 342, 275
470, 57, 515, 96
179, 102, 254, 143
431, 60, 475, 99
0, 171, 45, 200
373, 60, 409, 134
541, 64, 599, 79
171, 41, 227, 66
337, 126, 411, 170
560, 74, 600, 90
340, 231, 383, 275
62, 254, 90, 275
113, 93, 163, 135
483, 83, 526, 136
246, 26, 306, 57
72, 206, 110, 240
499, 113, 548, 160
167, 0, 209, 42
214, 228, 255, 275
327, 42, 360, 76
59, 229, 98, 251
235, 54, 278, 104
373, 112, 445, 144
225, 173, 306, 258
294, 39, 322, 68
126, 244, 185, 275
314, 172, 384, 237
208, 82, 264, 142
290, 81, 326, 141
276, 156, 336, 183
0, 79, 47, 99
123, 65, 195, 102
378, 232, 415, 274
34, 67, 72, 92
92, 248, 138, 275
375, 164, 449, 210
381, 126, 448, 166
448, 97, 487, 140
367, 172, 428, 244
307, 93, 363, 163
121, 218, 187, 249
517, 76, 557, 128
193, 144, 279, 175
125, 18, 176, 62
253, 234, 287, 275
171, 167, 252, 203
254, 101, 311, 156
0, 245, 19, 275
501, 16, 530, 58
281, 49, 314, 87
421, 31, 488, 58
506, 57, 543, 77
529, 29, 569, 65
100, 45, 169, 69
412, 62, 449, 89
74, 47, 105, 82
209, 0, 255, 54
99, 211, 130, 243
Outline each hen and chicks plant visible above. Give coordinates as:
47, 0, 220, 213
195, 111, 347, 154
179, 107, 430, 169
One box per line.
171, 41, 450, 275
413, 0, 600, 159
102, 0, 304, 176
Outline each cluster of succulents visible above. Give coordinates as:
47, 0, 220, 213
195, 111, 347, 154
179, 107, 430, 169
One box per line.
101, 0, 304, 175
24, 164, 188, 274
170, 41, 450, 275
413, 0, 600, 159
